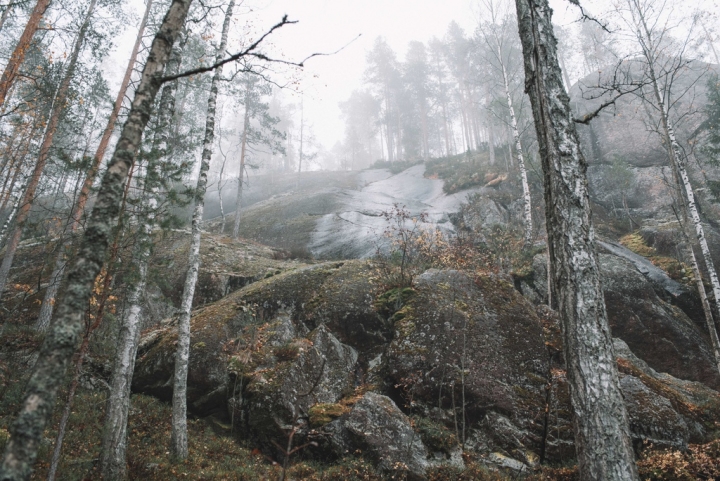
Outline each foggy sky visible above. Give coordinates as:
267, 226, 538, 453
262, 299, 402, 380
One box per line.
103, 0, 716, 152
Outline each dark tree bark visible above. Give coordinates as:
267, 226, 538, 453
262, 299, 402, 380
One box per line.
513, 0, 638, 479
0, 1, 192, 479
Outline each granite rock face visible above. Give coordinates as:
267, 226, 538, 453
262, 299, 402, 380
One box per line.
132, 258, 720, 475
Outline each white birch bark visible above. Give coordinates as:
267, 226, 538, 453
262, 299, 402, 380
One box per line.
500, 54, 533, 246
688, 243, 720, 373
99, 32, 184, 479
171, 0, 234, 460
629, 0, 720, 329
98, 213, 151, 479
514, 0, 638, 477
0, 0, 193, 478
0, 175, 26, 248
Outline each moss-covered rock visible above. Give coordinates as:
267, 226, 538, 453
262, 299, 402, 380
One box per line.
131, 259, 720, 473
326, 392, 431, 480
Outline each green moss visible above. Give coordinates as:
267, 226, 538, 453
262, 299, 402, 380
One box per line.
375, 287, 415, 318
425, 153, 493, 194
620, 232, 691, 283
412, 416, 457, 453
308, 403, 350, 427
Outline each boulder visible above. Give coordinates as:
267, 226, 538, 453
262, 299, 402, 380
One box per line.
238, 324, 358, 444
132, 260, 720, 472
325, 392, 430, 480
523, 252, 720, 388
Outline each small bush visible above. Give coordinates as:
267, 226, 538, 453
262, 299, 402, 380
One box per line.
412, 416, 457, 453
274, 342, 300, 362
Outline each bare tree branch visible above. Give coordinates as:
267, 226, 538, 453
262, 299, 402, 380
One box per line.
161, 15, 361, 84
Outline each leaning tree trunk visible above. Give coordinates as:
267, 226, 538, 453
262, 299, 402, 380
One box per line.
500, 53, 533, 246
0, 1, 192, 479
647, 66, 720, 327
513, 0, 638, 479
99, 36, 183, 480
689, 243, 720, 372
171, 0, 234, 460
0, 0, 52, 112
233, 101, 249, 239
50, 168, 133, 481
0, 0, 97, 297
35, 0, 155, 331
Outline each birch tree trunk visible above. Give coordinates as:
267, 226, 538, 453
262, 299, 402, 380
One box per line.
0, 176, 26, 248
688, 243, 720, 372
171, 0, 234, 460
0, 0, 98, 297
233, 101, 249, 239
99, 37, 183, 480
35, 0, 155, 331
628, 0, 720, 329
0, 1, 192, 478
500, 55, 533, 246
514, 0, 638, 478
0, 0, 52, 112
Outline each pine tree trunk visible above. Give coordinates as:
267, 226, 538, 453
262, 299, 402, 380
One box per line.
298, 96, 304, 172
0, 0, 52, 112
514, 0, 638, 478
233, 102, 249, 239
420, 100, 429, 160
171, 0, 234, 460
485, 95, 495, 165
501, 57, 533, 246
0, 1, 192, 478
0, 0, 97, 297
35, 0, 155, 331
442, 100, 451, 158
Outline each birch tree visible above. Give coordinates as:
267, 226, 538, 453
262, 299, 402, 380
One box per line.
0, 0, 193, 478
478, 0, 533, 245
0, 0, 98, 297
617, 0, 720, 335
172, 0, 235, 460
36, 0, 155, 331
513, 0, 638, 478
99, 35, 185, 480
